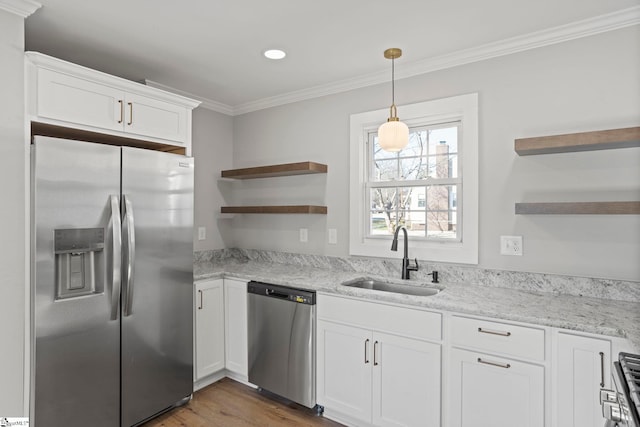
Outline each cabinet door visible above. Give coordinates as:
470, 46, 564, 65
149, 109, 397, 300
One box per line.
449, 348, 544, 427
372, 332, 441, 427
317, 320, 373, 424
124, 93, 189, 144
194, 279, 225, 380
224, 279, 248, 376
556, 333, 610, 427
37, 68, 124, 132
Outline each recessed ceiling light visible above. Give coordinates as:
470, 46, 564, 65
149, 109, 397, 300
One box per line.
264, 49, 286, 60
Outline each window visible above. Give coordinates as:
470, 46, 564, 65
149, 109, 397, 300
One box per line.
368, 123, 460, 240
349, 93, 478, 264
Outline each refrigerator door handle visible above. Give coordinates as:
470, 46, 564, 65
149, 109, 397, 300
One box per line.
108, 195, 122, 320
122, 194, 136, 317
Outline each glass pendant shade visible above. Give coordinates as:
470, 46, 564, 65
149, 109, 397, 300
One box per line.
378, 48, 408, 152
378, 119, 409, 152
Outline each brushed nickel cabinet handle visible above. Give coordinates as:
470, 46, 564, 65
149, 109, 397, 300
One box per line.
198, 290, 203, 310
478, 327, 511, 337
373, 341, 379, 366
599, 351, 605, 387
477, 357, 511, 369
118, 100, 124, 124
127, 102, 133, 125
364, 339, 370, 364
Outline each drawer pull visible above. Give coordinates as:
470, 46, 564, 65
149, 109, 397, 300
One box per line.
477, 357, 511, 369
118, 100, 124, 123
197, 289, 203, 310
127, 102, 133, 125
478, 327, 511, 337
374, 341, 379, 366
364, 339, 370, 364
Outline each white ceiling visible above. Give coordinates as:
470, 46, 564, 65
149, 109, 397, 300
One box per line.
24, 0, 639, 115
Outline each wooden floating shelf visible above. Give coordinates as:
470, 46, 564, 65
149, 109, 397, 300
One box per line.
221, 161, 327, 179
221, 205, 327, 214
515, 201, 640, 215
515, 127, 640, 155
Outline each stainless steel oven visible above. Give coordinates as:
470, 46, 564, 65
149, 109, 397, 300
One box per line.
601, 352, 640, 426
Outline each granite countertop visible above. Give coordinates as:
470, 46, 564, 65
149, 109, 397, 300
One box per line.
195, 259, 640, 351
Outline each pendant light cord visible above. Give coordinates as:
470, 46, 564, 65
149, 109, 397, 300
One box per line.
391, 56, 395, 108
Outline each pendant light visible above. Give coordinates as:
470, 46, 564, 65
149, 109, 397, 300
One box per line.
378, 48, 409, 152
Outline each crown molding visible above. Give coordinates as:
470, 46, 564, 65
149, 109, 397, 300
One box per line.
143, 6, 639, 116
0, 0, 41, 18
233, 6, 640, 115
144, 80, 233, 115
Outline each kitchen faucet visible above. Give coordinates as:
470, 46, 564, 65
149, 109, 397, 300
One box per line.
391, 226, 419, 279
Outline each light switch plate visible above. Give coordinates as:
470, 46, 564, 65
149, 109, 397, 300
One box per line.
299, 228, 308, 243
197, 227, 206, 241
500, 235, 523, 256
328, 228, 337, 245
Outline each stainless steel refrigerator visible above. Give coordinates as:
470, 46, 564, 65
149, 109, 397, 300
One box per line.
31, 136, 194, 426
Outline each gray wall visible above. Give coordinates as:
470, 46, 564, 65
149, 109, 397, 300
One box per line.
0, 8, 27, 416
230, 27, 640, 281
192, 107, 234, 251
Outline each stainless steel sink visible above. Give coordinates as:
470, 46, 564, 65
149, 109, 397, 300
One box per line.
341, 278, 440, 297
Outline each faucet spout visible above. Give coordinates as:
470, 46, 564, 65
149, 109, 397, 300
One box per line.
391, 226, 419, 279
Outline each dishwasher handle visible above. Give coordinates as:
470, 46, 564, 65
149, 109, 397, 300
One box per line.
247, 281, 316, 305
266, 289, 290, 299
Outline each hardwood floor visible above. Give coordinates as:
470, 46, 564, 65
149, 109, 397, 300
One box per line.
142, 378, 344, 427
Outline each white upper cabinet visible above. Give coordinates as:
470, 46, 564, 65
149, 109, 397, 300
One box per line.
26, 52, 200, 154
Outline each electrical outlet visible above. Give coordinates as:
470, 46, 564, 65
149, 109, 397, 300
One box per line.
299, 228, 308, 243
328, 228, 337, 245
197, 227, 206, 241
500, 235, 523, 256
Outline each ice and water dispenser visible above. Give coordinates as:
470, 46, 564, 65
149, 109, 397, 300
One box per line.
54, 228, 104, 299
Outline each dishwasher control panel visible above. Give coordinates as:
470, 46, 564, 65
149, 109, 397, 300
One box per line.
247, 281, 316, 305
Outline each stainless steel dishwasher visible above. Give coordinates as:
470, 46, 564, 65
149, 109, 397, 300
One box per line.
247, 280, 318, 410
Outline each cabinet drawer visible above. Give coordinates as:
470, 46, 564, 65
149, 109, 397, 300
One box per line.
451, 316, 545, 361
318, 293, 441, 341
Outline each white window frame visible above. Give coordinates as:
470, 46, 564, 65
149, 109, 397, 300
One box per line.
349, 93, 479, 264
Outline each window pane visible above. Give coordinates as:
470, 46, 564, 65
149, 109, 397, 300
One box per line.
429, 126, 458, 153
402, 131, 428, 157
370, 187, 396, 212
372, 134, 397, 160
426, 185, 457, 239
427, 152, 458, 179
399, 156, 428, 180
404, 211, 426, 237
370, 211, 391, 235
373, 159, 398, 181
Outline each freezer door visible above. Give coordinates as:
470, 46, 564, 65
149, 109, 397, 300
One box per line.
32, 137, 121, 427
120, 147, 194, 426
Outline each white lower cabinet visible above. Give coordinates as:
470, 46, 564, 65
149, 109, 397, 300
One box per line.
448, 315, 545, 427
317, 294, 442, 427
318, 321, 373, 422
194, 279, 225, 381
449, 348, 544, 427
372, 331, 441, 427
224, 278, 248, 378
554, 332, 611, 427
